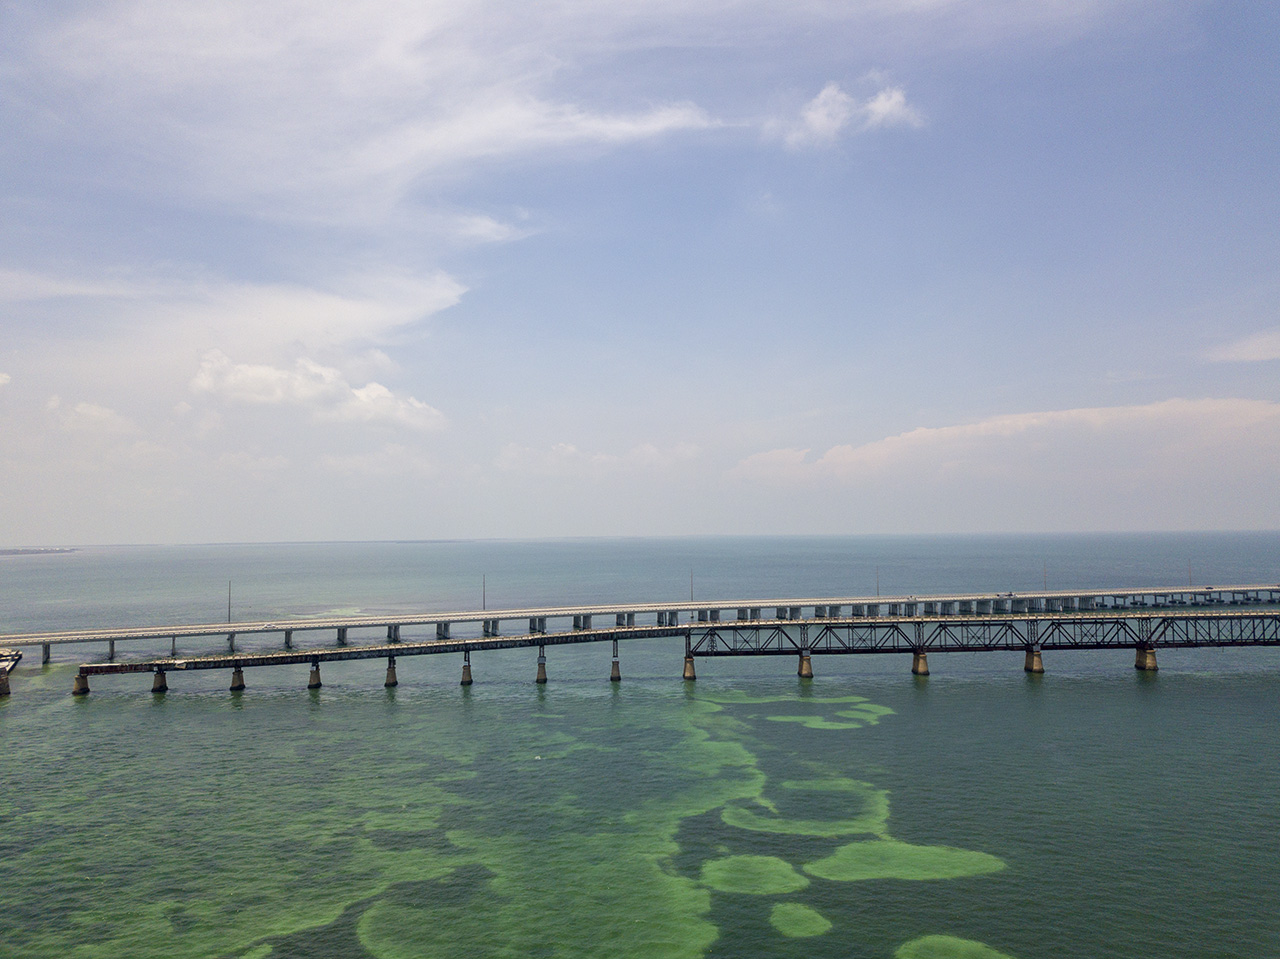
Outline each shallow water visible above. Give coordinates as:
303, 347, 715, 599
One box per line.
2, 534, 1279, 958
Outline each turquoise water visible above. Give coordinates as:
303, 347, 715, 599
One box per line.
2, 534, 1279, 958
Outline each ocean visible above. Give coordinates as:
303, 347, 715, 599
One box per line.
2, 533, 1278, 958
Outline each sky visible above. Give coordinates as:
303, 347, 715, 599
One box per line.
1, 0, 1277, 545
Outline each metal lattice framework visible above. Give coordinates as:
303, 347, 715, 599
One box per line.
689, 611, 1280, 656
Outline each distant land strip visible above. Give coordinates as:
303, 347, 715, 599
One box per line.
0, 548, 78, 556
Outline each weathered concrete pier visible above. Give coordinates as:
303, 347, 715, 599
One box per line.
0, 584, 1277, 697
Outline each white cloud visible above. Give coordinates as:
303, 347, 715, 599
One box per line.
55, 401, 139, 435
1207, 329, 1280, 362
192, 350, 445, 431
731, 398, 1280, 485
778, 81, 924, 148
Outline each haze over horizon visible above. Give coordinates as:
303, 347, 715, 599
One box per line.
2, 1, 1277, 546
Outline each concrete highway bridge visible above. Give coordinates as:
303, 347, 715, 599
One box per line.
1, 584, 1278, 696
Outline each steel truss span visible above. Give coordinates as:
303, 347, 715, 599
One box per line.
689, 612, 1280, 656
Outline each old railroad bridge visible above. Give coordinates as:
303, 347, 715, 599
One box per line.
1, 583, 1278, 696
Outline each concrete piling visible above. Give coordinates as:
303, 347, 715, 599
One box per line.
536, 647, 548, 684
610, 639, 621, 681
230, 666, 246, 691
911, 650, 930, 676
152, 669, 167, 693
682, 655, 696, 681
798, 651, 813, 679
308, 660, 322, 689
73, 673, 90, 696
42, 643, 51, 665
1134, 646, 1159, 671
461, 650, 473, 686
108, 640, 116, 660
0, 671, 9, 697
385, 656, 398, 688
1024, 645, 1044, 674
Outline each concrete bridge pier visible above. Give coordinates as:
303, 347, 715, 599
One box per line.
337, 627, 348, 647
170, 636, 177, 656
283, 630, 293, 649
610, 639, 621, 682
461, 649, 473, 686
73, 673, 90, 696
108, 640, 116, 660
227, 633, 236, 653
1134, 646, 1159, 671
43, 643, 51, 665
682, 637, 697, 681
798, 650, 813, 679
1024, 645, 1044, 674
911, 650, 930, 676
230, 666, 245, 691
152, 669, 167, 693
385, 656, 398, 688
308, 659, 322, 689
536, 647, 548, 684
0, 671, 9, 697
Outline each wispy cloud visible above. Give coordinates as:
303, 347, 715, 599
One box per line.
1207, 329, 1280, 362
732, 398, 1280, 484
48, 398, 140, 435
192, 350, 446, 431
777, 81, 924, 148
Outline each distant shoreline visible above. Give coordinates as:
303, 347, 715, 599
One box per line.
0, 548, 78, 556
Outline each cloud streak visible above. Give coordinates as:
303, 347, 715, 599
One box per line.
733, 398, 1280, 483
778, 81, 923, 148
1207, 329, 1280, 363
192, 350, 446, 431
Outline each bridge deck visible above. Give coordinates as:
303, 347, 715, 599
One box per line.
4, 583, 1278, 648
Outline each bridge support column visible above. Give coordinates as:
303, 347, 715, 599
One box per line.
230, 666, 245, 691
798, 651, 813, 679
227, 633, 235, 653
337, 627, 347, 647
0, 671, 9, 697
1024, 646, 1044, 674
73, 673, 90, 696
461, 650, 473, 686
911, 650, 930, 676
536, 647, 548, 684
108, 640, 116, 660
308, 660, 322, 689
385, 656, 398, 688
170, 636, 177, 656
152, 669, 167, 693
610, 639, 621, 682
1134, 646, 1158, 671
42, 643, 51, 665
284, 630, 292, 650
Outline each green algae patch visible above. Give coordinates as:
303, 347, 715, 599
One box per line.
700, 855, 809, 895
699, 692, 873, 706
836, 703, 896, 724
722, 779, 889, 837
895, 934, 1017, 958
804, 840, 1005, 882
769, 902, 832, 938
765, 714, 864, 729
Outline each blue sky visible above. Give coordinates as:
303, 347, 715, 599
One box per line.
1, 0, 1277, 544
